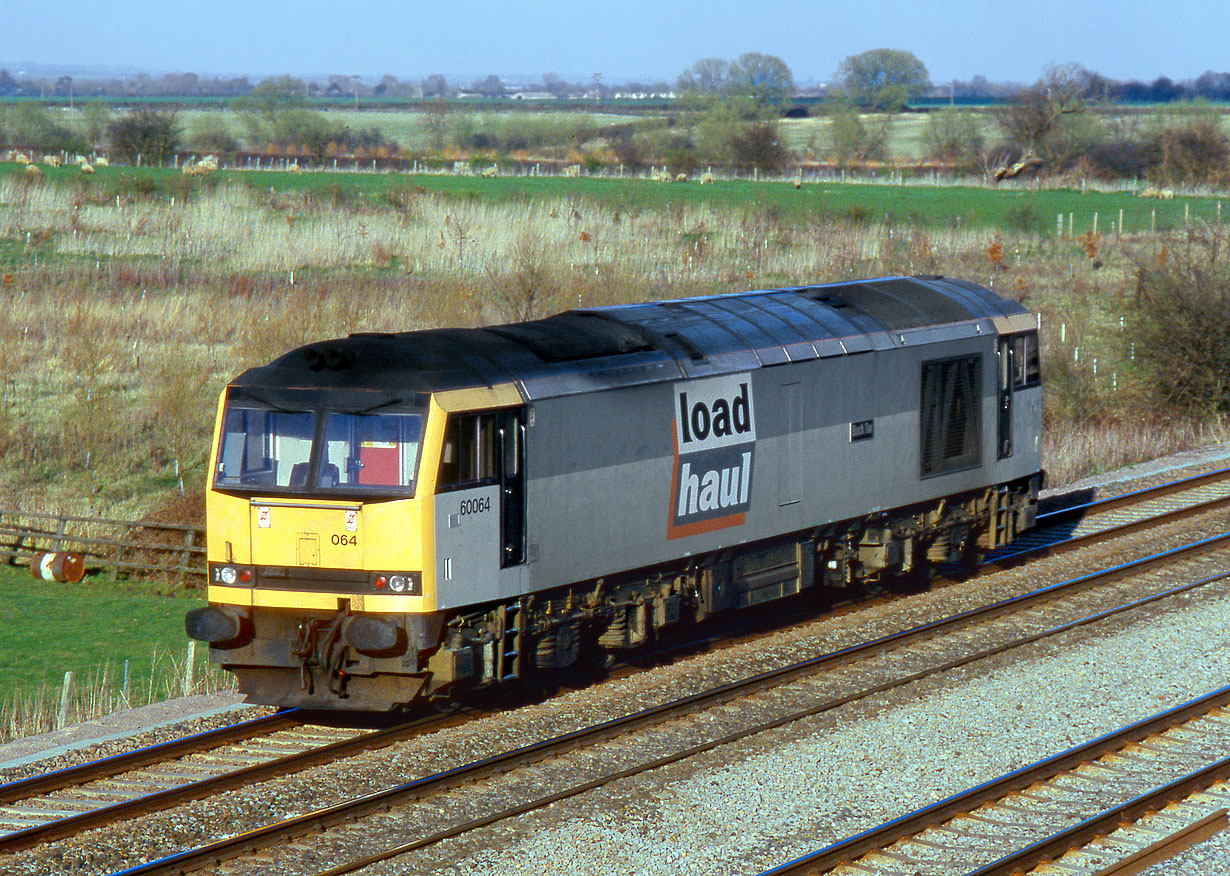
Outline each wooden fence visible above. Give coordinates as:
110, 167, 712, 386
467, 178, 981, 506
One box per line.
0, 509, 205, 585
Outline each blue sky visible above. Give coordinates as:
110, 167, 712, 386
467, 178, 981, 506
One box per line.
2, 0, 1225, 86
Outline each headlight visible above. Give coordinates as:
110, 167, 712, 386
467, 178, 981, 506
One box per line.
211, 564, 254, 586
371, 571, 420, 594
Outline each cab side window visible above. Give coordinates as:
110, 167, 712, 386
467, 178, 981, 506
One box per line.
1011, 332, 1041, 389
437, 413, 498, 491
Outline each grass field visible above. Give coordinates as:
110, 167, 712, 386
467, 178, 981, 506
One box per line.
0, 565, 215, 739
0, 566, 202, 690
3, 161, 1222, 234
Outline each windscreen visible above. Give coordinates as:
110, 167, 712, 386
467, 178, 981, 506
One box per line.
213, 392, 426, 497
215, 407, 316, 489
321, 412, 423, 491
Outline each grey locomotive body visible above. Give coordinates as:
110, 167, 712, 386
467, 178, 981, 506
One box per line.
195, 275, 1042, 709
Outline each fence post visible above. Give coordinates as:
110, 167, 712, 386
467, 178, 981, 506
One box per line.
183, 641, 196, 696
175, 529, 196, 588
57, 671, 74, 729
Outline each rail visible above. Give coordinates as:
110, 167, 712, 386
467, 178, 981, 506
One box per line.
0, 508, 204, 584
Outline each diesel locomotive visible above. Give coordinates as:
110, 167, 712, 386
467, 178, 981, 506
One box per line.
187, 276, 1043, 711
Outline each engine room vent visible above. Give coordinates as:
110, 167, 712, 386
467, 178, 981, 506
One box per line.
919, 354, 982, 478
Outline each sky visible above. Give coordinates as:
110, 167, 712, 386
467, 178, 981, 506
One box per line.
3, 0, 1227, 87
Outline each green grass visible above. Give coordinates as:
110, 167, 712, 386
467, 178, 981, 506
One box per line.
5, 161, 1224, 235
0, 564, 202, 697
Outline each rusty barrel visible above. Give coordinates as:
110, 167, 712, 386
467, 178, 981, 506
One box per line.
29, 551, 86, 583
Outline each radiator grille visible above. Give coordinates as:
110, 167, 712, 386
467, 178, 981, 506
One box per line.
920, 355, 982, 477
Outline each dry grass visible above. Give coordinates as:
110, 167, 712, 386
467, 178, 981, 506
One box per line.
1042, 416, 1230, 486
0, 174, 1222, 519
0, 646, 235, 742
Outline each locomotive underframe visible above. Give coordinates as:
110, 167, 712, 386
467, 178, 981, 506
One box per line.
211, 473, 1037, 711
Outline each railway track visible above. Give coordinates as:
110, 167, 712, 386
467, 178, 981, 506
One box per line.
987, 466, 1230, 564
3, 466, 1228, 874
100, 531, 1230, 876
0, 707, 467, 855
760, 687, 1230, 876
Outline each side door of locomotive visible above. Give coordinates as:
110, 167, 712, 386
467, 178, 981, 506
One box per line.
996, 337, 1014, 460
433, 408, 526, 609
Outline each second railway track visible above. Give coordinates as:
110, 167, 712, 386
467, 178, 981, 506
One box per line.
763, 687, 1230, 876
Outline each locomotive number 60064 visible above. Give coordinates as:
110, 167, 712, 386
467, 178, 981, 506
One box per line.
458, 496, 491, 516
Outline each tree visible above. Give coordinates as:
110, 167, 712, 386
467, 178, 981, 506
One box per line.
423, 99, 450, 152
421, 74, 451, 98
542, 72, 576, 97
826, 101, 890, 166
1125, 226, 1230, 415
677, 58, 731, 95
997, 65, 1090, 159
836, 49, 929, 111
269, 107, 343, 161
728, 53, 795, 109
4, 102, 86, 152
694, 97, 751, 162
1142, 101, 1230, 185
470, 75, 505, 97
107, 109, 181, 165
187, 112, 240, 155
677, 54, 794, 112
231, 76, 308, 120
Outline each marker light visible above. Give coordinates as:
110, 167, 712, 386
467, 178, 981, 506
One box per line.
219, 566, 237, 585
388, 575, 408, 593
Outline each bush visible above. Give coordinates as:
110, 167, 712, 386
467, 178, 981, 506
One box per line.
186, 113, 240, 156
921, 108, 985, 172
1143, 120, 1230, 185
1081, 139, 1150, 180
2, 102, 87, 154
729, 121, 790, 174
107, 109, 181, 165
1124, 226, 1230, 414
1002, 204, 1048, 234
825, 103, 889, 166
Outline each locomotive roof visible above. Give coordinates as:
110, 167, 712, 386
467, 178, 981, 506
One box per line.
233, 275, 1033, 403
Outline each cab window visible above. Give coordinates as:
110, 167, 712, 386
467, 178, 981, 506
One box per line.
1011, 332, 1041, 389
437, 413, 498, 490
215, 408, 315, 488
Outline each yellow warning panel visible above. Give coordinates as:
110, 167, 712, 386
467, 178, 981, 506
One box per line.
250, 502, 362, 568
